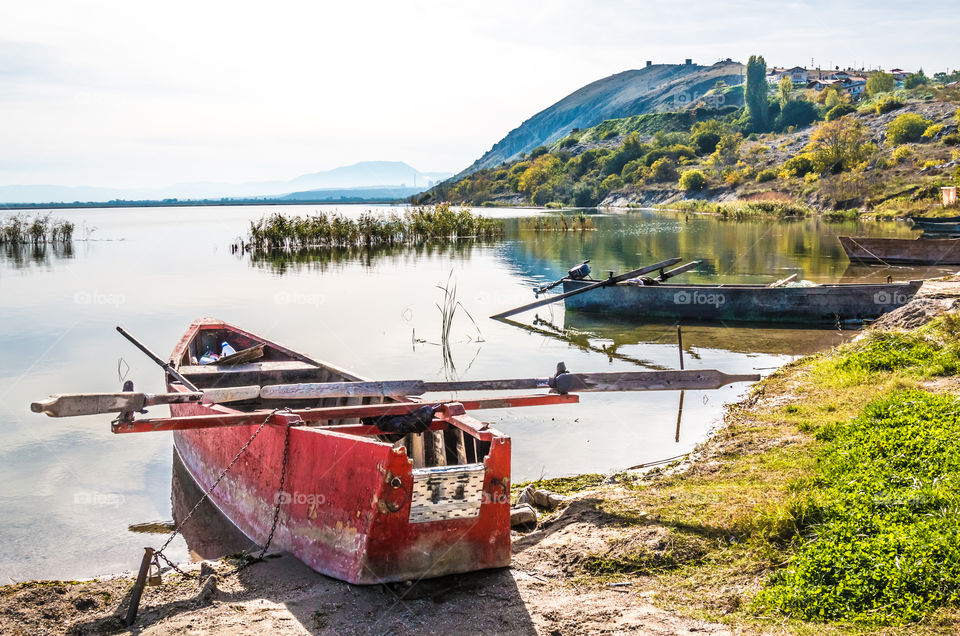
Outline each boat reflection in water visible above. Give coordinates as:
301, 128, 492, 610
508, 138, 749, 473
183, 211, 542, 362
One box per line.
525, 313, 854, 360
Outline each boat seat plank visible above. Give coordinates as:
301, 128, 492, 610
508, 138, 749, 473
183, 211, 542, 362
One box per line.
180, 361, 319, 375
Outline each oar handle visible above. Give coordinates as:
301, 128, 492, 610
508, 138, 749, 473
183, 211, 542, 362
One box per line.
116, 326, 199, 392
31, 386, 260, 417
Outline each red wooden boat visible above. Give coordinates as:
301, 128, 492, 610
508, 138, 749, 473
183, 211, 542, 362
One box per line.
31, 319, 757, 586
165, 318, 538, 584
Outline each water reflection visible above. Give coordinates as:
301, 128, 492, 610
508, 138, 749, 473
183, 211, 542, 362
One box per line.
0, 242, 74, 270
244, 240, 495, 276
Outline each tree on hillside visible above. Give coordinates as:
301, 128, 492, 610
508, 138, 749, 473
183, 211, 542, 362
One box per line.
866, 71, 895, 97
775, 99, 817, 131
804, 118, 871, 173
745, 55, 770, 132
905, 69, 929, 89
778, 75, 793, 106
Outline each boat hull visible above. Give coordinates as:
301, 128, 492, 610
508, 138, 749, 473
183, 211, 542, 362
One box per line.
168, 319, 512, 584
839, 236, 960, 265
561, 279, 922, 324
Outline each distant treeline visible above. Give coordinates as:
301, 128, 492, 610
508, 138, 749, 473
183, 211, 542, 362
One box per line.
0, 195, 414, 211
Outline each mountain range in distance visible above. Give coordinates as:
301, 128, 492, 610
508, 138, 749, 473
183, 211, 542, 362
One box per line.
0, 161, 452, 205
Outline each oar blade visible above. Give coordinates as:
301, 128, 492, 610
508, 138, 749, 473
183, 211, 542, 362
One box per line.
555, 370, 759, 393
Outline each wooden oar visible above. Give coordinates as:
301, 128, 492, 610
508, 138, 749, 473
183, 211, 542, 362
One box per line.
259, 368, 759, 400
654, 260, 700, 282
110, 394, 580, 434
31, 386, 261, 417
490, 258, 682, 319
116, 326, 199, 391
768, 273, 798, 288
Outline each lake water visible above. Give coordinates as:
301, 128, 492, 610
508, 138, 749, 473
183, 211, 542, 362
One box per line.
0, 204, 948, 582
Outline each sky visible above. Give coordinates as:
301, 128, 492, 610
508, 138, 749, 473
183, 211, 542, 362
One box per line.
2, 0, 959, 188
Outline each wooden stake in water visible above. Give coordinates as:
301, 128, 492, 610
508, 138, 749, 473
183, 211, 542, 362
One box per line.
677, 325, 684, 370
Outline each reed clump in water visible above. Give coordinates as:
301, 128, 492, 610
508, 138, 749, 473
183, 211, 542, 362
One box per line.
0, 214, 75, 245
522, 212, 595, 232
237, 203, 503, 252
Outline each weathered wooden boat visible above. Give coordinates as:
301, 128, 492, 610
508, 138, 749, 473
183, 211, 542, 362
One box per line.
910, 214, 960, 227
559, 277, 922, 324
839, 235, 960, 265
31, 318, 757, 588
166, 318, 525, 584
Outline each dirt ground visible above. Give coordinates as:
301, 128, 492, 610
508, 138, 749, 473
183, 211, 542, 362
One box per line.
0, 517, 730, 636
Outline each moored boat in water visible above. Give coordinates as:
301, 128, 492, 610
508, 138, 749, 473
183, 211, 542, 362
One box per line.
559, 277, 922, 324
839, 235, 960, 265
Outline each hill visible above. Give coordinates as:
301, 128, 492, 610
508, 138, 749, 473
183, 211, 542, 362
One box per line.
458, 60, 745, 176
422, 84, 960, 215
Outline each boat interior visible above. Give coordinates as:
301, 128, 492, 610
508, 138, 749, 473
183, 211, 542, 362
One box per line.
175, 325, 490, 469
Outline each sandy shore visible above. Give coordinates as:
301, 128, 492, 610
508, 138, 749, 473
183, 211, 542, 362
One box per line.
0, 539, 731, 635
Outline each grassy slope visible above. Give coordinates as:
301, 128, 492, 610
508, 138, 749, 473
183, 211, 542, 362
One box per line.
520, 313, 960, 633
425, 87, 960, 216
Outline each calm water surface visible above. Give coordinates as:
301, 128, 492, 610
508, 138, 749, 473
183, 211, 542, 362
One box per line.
0, 204, 949, 581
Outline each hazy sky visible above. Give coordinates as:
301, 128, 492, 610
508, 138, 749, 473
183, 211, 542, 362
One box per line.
2, 0, 958, 187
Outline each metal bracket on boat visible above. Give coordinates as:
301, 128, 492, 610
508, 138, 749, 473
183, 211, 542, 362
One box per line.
113, 380, 145, 427
548, 362, 572, 394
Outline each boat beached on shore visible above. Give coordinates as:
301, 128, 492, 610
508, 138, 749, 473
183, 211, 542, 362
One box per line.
30, 318, 756, 592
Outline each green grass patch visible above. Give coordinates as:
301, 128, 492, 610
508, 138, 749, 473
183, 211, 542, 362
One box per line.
755, 390, 960, 625
660, 199, 813, 218
514, 473, 606, 495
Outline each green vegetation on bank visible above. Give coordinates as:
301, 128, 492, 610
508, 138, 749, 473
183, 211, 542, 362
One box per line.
0, 214, 74, 245
538, 312, 960, 630
236, 204, 503, 252
658, 199, 814, 218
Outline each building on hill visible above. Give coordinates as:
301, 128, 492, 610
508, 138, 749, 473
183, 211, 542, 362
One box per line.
888, 68, 909, 87
767, 66, 808, 85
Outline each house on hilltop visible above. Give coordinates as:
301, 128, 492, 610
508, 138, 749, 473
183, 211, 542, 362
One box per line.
767, 66, 808, 85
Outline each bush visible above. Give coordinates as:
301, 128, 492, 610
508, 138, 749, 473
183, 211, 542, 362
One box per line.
649, 157, 678, 182
875, 96, 904, 114
529, 146, 548, 159
943, 133, 960, 146
825, 104, 856, 121
892, 144, 914, 163
887, 113, 934, 145
690, 129, 722, 155
922, 123, 943, 139
774, 100, 818, 131
572, 183, 596, 207
756, 169, 778, 182
599, 174, 623, 195
532, 184, 553, 206
781, 154, 814, 178
678, 169, 706, 192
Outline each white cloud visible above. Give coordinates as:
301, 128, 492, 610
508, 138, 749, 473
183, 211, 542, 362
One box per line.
1, 0, 958, 188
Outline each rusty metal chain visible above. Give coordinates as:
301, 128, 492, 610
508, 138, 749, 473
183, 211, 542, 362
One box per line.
150, 408, 287, 575
254, 421, 292, 562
